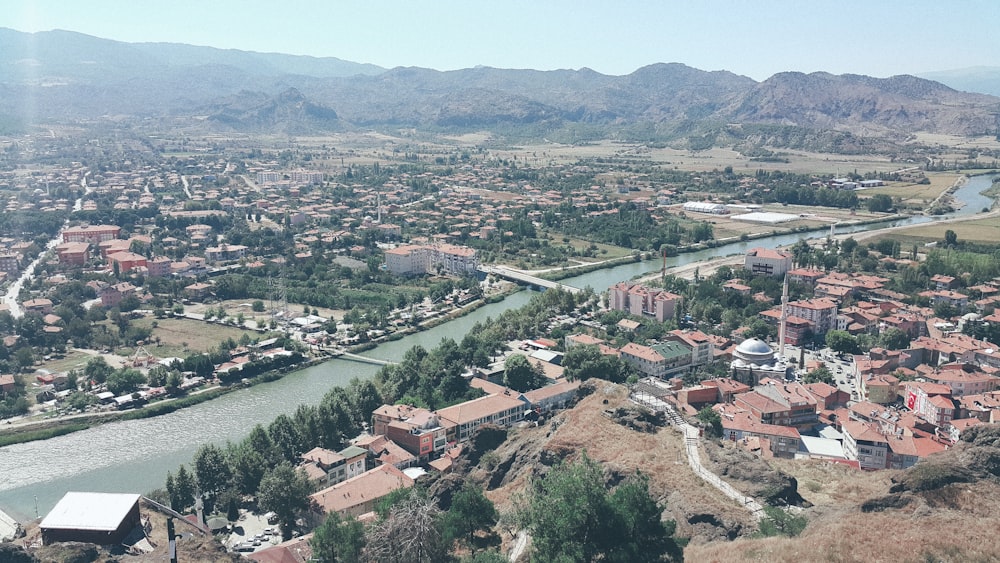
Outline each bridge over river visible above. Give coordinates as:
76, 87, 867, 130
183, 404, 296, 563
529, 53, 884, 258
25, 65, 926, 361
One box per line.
478, 265, 582, 294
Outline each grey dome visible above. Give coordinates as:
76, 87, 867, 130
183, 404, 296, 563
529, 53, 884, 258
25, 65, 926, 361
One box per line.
735, 338, 774, 360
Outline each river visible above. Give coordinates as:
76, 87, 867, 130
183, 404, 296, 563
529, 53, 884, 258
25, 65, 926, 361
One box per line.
0, 173, 995, 520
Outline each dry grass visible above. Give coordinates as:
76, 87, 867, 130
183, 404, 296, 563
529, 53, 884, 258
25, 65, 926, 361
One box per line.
131, 316, 267, 356
861, 172, 962, 206
486, 383, 757, 546
870, 214, 1000, 245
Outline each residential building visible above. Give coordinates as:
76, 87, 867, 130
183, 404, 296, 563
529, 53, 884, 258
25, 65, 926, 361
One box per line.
667, 329, 715, 368
107, 251, 147, 274
384, 243, 479, 276
735, 379, 819, 427
608, 282, 681, 323
619, 341, 692, 378
744, 248, 792, 278
299, 445, 369, 487
717, 408, 801, 459
785, 298, 839, 335
55, 242, 90, 266
205, 244, 248, 263
0, 254, 19, 273
100, 283, 137, 308
146, 256, 172, 277
841, 420, 889, 470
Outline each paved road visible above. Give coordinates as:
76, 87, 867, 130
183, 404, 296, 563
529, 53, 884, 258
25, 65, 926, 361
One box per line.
633, 394, 765, 521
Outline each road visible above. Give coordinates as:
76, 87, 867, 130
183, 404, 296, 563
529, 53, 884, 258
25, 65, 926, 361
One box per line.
632, 392, 765, 521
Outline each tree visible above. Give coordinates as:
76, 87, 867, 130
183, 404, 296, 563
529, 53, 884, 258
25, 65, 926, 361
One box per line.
944, 229, 958, 247
442, 483, 498, 551
878, 328, 910, 350
756, 506, 807, 538
524, 454, 681, 562
193, 443, 232, 512
167, 464, 196, 512
503, 354, 545, 392
803, 365, 834, 385
696, 406, 723, 438
311, 512, 366, 563
563, 344, 631, 383
258, 463, 313, 541
105, 368, 146, 395
252, 300, 266, 312
825, 330, 860, 355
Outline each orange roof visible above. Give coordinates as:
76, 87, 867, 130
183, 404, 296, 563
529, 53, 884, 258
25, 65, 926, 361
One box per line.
309, 464, 414, 515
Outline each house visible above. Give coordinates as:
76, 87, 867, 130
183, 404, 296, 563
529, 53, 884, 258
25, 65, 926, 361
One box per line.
744, 248, 792, 278
100, 282, 137, 308
23, 298, 53, 314
859, 373, 899, 405
521, 379, 580, 412
384, 408, 449, 461
299, 445, 368, 487
107, 251, 147, 274
0, 374, 15, 394
205, 244, 248, 263
184, 282, 213, 301
667, 329, 715, 368
55, 242, 90, 266
309, 464, 414, 519
931, 275, 956, 290
717, 408, 801, 459
735, 379, 818, 427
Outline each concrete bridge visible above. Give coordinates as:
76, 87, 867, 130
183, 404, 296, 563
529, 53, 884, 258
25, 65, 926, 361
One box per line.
478, 265, 582, 294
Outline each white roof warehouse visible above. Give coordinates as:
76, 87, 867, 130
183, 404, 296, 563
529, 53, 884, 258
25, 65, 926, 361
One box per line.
40, 492, 142, 546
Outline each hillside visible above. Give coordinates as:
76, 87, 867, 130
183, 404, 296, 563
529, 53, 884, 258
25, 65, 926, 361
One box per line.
431, 382, 1000, 561
1, 28, 998, 147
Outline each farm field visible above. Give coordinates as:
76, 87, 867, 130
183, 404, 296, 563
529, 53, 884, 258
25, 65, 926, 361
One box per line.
868, 213, 1000, 246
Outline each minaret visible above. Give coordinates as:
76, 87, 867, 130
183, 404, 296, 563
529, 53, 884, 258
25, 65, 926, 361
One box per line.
778, 274, 789, 358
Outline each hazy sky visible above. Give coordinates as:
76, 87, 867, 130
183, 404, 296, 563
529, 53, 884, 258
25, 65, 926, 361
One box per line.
1, 0, 995, 80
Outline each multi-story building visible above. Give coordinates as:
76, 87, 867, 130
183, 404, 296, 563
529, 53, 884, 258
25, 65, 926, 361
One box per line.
735, 379, 818, 427
107, 252, 147, 274
55, 242, 90, 266
619, 341, 692, 378
100, 282, 137, 308
744, 248, 792, 278
436, 393, 526, 442
146, 256, 173, 277
841, 420, 889, 470
299, 445, 369, 487
785, 298, 839, 335
0, 254, 19, 273
204, 244, 248, 263
62, 225, 121, 245
608, 282, 681, 323
666, 329, 715, 368
384, 243, 479, 276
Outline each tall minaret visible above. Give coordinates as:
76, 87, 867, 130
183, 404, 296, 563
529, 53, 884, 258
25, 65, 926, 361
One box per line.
778, 274, 789, 358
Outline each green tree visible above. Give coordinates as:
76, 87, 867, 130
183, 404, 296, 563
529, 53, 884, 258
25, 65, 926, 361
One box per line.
944, 229, 958, 246
252, 300, 266, 312
878, 328, 910, 350
503, 354, 545, 392
105, 368, 146, 395
311, 512, 366, 563
825, 330, 860, 355
563, 344, 631, 383
258, 463, 313, 541
166, 464, 196, 512
442, 483, 498, 551
756, 506, 807, 538
696, 406, 723, 438
193, 443, 232, 512
803, 365, 834, 385
524, 454, 681, 562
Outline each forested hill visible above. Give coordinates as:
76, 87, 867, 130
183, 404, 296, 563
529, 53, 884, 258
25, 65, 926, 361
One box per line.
1, 28, 999, 147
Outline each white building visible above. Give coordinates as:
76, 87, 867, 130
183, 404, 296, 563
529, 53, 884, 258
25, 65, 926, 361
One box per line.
682, 201, 728, 214
385, 243, 478, 276
744, 247, 793, 278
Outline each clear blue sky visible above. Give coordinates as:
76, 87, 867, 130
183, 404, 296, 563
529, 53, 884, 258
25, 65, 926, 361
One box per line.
1, 0, 995, 80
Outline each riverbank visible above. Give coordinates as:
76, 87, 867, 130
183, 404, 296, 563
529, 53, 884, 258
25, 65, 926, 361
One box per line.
0, 285, 525, 446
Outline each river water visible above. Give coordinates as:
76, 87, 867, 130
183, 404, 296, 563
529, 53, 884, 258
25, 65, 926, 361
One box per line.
0, 174, 994, 519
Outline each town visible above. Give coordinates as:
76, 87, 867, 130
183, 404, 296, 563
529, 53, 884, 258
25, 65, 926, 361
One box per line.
0, 123, 998, 561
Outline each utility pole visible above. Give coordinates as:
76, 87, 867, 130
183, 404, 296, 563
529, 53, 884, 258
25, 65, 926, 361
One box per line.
167, 517, 177, 563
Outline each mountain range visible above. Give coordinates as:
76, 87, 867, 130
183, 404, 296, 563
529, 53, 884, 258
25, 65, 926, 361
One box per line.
1, 28, 998, 147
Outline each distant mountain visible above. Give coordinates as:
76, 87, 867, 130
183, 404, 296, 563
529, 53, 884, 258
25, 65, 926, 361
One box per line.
919, 66, 1000, 97
206, 88, 344, 134
1, 27, 998, 149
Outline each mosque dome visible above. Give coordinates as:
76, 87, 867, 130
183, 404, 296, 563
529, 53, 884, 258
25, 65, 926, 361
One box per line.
735, 338, 775, 362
